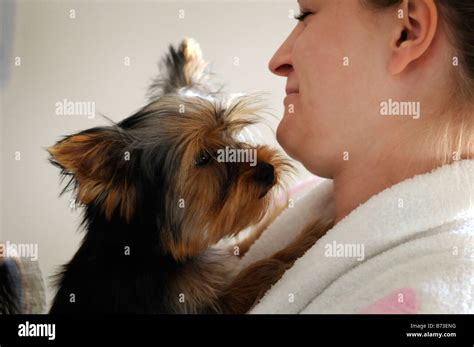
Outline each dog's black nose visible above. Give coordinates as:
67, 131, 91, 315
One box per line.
254, 162, 275, 186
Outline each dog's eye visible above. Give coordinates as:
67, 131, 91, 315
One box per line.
194, 151, 212, 167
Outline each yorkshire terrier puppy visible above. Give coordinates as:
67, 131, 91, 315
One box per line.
48, 39, 333, 314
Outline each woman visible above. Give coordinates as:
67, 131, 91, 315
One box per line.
240, 0, 474, 313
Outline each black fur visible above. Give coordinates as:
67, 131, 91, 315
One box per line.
50, 112, 186, 313
0, 259, 22, 314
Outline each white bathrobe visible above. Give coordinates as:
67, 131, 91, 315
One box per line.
240, 160, 474, 314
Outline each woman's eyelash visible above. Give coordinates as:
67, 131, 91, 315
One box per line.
294, 11, 312, 22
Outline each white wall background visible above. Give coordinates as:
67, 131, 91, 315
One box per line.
0, 0, 313, 309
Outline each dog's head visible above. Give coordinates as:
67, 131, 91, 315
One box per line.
48, 38, 291, 261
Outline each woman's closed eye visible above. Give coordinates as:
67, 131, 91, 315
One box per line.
294, 10, 313, 22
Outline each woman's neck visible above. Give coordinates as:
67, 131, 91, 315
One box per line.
332, 150, 442, 225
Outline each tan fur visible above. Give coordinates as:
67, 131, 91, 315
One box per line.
219, 215, 335, 314
157, 204, 333, 314
160, 212, 334, 314
48, 132, 136, 222
233, 198, 288, 257
181, 38, 207, 86
162, 145, 291, 262
166, 248, 238, 313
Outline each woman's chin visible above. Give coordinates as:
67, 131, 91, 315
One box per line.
277, 118, 332, 178
276, 118, 301, 161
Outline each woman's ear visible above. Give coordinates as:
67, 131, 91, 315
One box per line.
388, 0, 438, 75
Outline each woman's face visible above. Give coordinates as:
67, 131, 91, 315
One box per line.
269, 0, 395, 178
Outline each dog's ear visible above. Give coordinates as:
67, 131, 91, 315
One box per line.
148, 38, 215, 99
48, 127, 136, 221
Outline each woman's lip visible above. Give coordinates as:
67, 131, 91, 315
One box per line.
284, 92, 299, 100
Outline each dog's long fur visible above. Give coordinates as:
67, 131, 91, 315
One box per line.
48, 39, 333, 314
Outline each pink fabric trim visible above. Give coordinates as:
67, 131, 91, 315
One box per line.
276, 176, 322, 205
359, 288, 418, 314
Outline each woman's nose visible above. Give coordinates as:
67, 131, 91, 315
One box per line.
268, 27, 299, 77
268, 44, 293, 77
